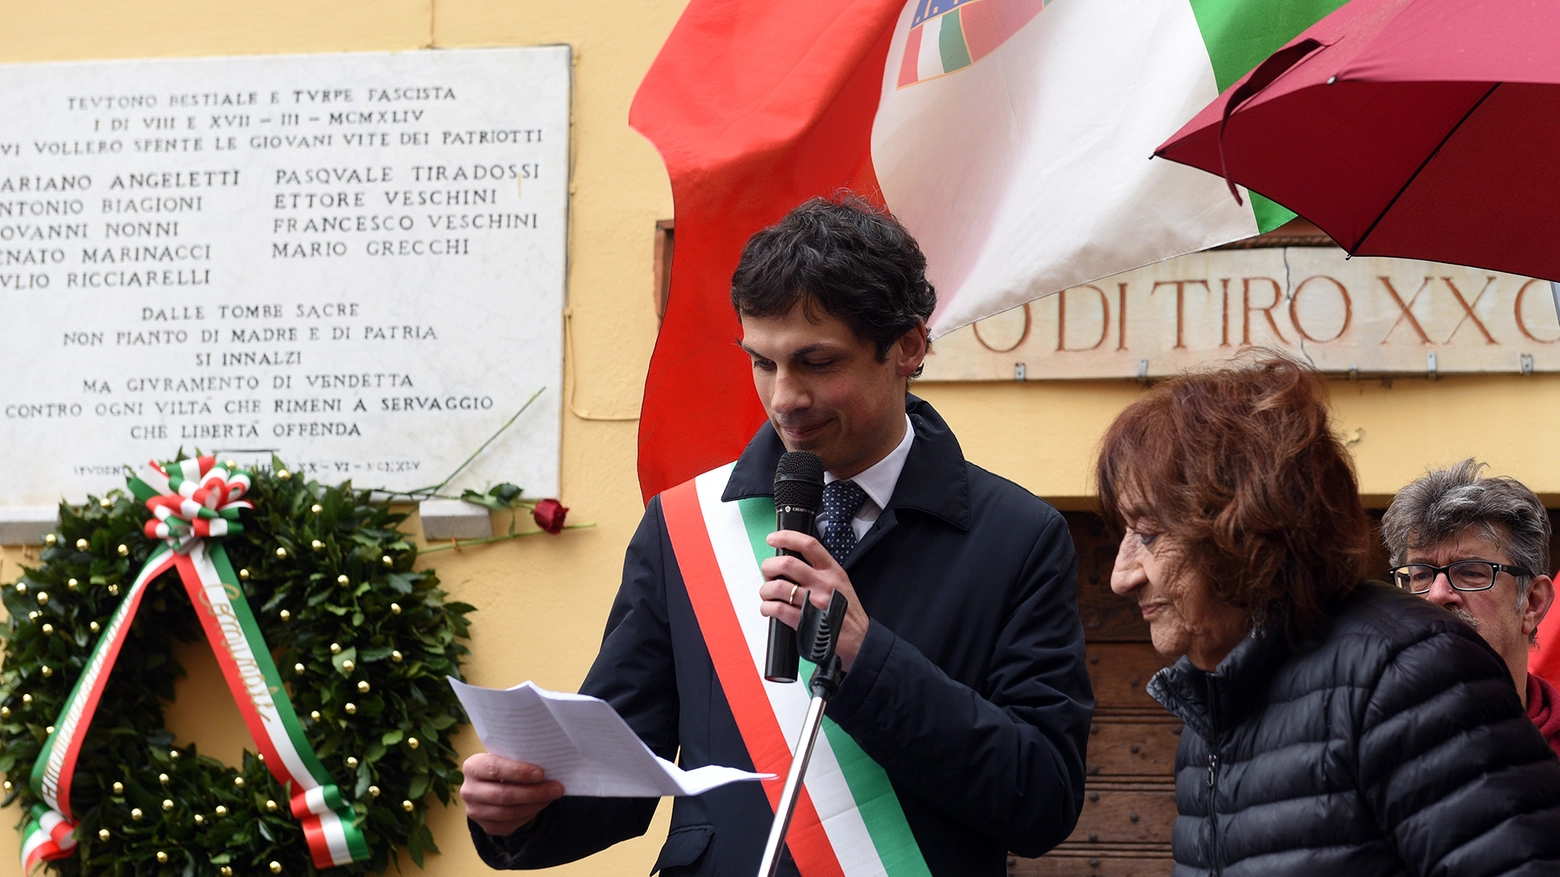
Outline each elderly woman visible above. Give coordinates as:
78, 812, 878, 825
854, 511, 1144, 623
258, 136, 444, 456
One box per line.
1096, 357, 1560, 875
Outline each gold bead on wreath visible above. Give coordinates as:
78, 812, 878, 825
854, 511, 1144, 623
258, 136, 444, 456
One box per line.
44, 533, 56, 545
156, 852, 168, 864
344, 703, 357, 715
214, 805, 228, 817
169, 749, 180, 760
330, 642, 342, 654
407, 737, 419, 750
13, 583, 24, 594
40, 666, 53, 678
390, 602, 401, 615
382, 554, 394, 567
0, 708, 8, 719
66, 578, 78, 590
391, 650, 403, 662
2, 781, 10, 792
100, 497, 113, 509
193, 813, 205, 825
402, 799, 415, 812
277, 469, 291, 480
113, 782, 123, 794
270, 861, 283, 874
310, 710, 321, 722
239, 568, 250, 580
41, 624, 53, 636
294, 663, 306, 674
337, 574, 349, 586
46, 725, 55, 734
108, 584, 120, 596
21, 694, 31, 704
130, 808, 142, 820
162, 799, 173, 811
358, 681, 370, 693
221, 867, 233, 877
117, 544, 129, 557
311, 503, 323, 514
233, 776, 244, 788
159, 773, 169, 785
266, 799, 278, 812
75, 538, 89, 550
35, 591, 48, 606
346, 757, 359, 769
342, 660, 356, 673
98, 829, 110, 841
275, 547, 288, 559
368, 785, 381, 797
90, 621, 100, 633
280, 609, 291, 622
311, 539, 324, 551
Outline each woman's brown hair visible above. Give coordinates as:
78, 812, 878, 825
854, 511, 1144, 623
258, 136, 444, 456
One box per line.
1096, 355, 1368, 643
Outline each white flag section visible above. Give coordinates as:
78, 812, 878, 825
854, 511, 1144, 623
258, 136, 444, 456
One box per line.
873, 0, 1259, 336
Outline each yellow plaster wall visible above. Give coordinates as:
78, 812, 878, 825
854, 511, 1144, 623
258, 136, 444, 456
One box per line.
5, 2, 1560, 876
917, 372, 1560, 509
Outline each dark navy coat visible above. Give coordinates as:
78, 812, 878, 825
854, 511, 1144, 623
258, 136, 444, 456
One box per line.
473, 397, 1093, 875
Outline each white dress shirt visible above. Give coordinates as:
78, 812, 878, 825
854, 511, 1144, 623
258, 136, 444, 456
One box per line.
823, 414, 914, 541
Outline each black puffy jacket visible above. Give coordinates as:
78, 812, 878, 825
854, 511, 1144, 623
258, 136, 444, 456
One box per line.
1149, 581, 1560, 876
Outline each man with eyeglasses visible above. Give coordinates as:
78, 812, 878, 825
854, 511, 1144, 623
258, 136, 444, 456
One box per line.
1383, 459, 1560, 753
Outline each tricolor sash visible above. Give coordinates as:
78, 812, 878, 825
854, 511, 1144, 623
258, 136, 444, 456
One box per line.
22, 457, 369, 873
661, 464, 932, 877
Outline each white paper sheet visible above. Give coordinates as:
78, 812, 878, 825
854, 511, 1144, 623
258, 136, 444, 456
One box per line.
448, 678, 772, 797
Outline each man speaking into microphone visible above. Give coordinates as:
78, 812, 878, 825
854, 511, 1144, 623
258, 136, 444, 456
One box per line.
461, 196, 1092, 875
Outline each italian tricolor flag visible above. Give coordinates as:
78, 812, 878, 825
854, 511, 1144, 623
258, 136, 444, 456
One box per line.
630, 0, 1347, 500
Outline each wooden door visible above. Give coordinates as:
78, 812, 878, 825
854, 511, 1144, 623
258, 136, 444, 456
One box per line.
1010, 513, 1176, 876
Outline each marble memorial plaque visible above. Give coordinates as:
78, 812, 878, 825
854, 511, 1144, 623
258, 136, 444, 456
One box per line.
0, 47, 568, 505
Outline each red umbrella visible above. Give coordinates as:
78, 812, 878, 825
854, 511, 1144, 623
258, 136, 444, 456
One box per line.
1154, 0, 1560, 282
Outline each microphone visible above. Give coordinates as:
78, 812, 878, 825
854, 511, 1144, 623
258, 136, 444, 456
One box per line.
766, 450, 824, 683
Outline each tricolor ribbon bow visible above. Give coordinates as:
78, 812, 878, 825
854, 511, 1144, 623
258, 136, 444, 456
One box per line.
22, 456, 368, 875
140, 457, 253, 548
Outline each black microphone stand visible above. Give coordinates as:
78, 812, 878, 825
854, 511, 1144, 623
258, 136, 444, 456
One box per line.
756, 590, 848, 877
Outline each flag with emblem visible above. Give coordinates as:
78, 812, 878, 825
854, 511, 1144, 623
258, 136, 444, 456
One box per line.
631, 0, 1348, 500
897, 0, 1049, 87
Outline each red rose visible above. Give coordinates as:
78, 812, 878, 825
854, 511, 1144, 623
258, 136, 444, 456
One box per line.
533, 498, 568, 534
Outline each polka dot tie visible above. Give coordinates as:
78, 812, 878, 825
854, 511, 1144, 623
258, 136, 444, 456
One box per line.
818, 479, 868, 565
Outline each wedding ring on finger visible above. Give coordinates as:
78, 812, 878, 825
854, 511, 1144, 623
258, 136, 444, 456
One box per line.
788, 584, 800, 606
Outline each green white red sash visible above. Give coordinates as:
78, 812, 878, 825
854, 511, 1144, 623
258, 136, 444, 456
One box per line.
22, 457, 369, 873
661, 464, 932, 877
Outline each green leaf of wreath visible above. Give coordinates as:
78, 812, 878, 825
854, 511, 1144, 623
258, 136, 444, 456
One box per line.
0, 460, 472, 876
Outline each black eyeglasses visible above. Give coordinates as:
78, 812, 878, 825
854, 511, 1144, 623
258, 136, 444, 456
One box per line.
1389, 560, 1534, 594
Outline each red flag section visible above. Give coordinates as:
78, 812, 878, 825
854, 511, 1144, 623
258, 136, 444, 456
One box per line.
629, 0, 902, 503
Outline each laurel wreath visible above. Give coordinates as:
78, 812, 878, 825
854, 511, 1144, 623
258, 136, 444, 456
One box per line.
0, 459, 472, 876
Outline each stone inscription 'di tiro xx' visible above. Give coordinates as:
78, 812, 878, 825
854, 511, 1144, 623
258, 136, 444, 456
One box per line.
924, 247, 1560, 381
0, 48, 568, 505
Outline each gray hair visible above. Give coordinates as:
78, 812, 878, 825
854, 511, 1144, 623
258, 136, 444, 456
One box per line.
1382, 459, 1550, 630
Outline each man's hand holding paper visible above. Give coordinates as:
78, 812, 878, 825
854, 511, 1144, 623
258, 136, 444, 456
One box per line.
452, 679, 770, 836
461, 754, 564, 838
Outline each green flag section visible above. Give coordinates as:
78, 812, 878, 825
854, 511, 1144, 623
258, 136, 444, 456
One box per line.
1188, 0, 1352, 231
630, 0, 1355, 498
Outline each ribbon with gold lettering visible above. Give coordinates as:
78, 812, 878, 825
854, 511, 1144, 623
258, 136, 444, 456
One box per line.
23, 456, 368, 873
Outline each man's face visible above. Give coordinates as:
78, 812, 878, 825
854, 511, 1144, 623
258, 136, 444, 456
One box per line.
740, 303, 926, 478
1407, 526, 1554, 686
